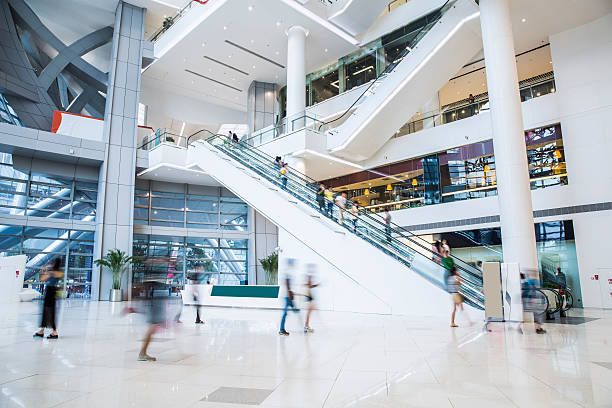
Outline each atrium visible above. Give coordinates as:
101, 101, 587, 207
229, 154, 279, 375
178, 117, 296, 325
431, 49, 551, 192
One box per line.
0, 0, 611, 407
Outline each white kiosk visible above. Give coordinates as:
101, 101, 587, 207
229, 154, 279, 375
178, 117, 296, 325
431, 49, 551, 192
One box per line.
0, 255, 27, 303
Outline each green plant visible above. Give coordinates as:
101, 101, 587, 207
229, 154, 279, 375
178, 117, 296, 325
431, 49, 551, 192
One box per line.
259, 252, 278, 285
94, 249, 136, 290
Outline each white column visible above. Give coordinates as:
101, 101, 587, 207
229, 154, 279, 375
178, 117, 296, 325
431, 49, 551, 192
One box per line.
480, 0, 538, 272
286, 26, 308, 129
422, 93, 440, 129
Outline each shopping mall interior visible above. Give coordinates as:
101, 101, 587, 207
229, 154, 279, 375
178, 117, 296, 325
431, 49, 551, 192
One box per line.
0, 0, 611, 406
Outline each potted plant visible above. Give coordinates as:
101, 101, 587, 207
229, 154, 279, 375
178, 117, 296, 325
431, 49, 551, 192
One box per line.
259, 252, 278, 285
94, 249, 136, 302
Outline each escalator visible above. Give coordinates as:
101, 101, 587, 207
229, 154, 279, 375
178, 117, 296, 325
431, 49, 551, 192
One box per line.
321, 0, 482, 161
186, 130, 485, 314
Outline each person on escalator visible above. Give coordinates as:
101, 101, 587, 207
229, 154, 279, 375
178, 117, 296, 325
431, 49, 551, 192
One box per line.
275, 156, 283, 168
383, 210, 392, 244
432, 240, 442, 264
335, 192, 347, 225
232, 132, 239, 143
349, 202, 360, 233
280, 163, 289, 189
316, 184, 326, 212
324, 188, 334, 218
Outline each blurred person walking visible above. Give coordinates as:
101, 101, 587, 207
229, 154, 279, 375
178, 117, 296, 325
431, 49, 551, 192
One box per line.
279, 259, 300, 336
446, 268, 463, 328
432, 240, 442, 264
138, 281, 167, 361
349, 202, 360, 233
303, 264, 319, 333
33, 258, 63, 339
520, 273, 547, 334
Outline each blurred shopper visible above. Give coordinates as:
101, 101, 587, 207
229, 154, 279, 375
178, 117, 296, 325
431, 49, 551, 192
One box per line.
232, 132, 239, 143
275, 156, 283, 168
316, 183, 326, 213
324, 188, 334, 218
520, 273, 547, 334
33, 258, 63, 339
279, 259, 300, 336
335, 192, 347, 224
280, 163, 289, 189
139, 281, 167, 361
349, 202, 360, 233
468, 93, 476, 115
383, 209, 392, 244
191, 268, 205, 324
303, 264, 319, 333
446, 268, 463, 327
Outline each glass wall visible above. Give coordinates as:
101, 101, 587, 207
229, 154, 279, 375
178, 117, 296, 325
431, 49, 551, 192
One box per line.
323, 124, 566, 211
132, 235, 248, 294
0, 92, 24, 126
0, 154, 97, 220
305, 7, 441, 106
134, 185, 248, 231
434, 220, 582, 307
0, 225, 95, 298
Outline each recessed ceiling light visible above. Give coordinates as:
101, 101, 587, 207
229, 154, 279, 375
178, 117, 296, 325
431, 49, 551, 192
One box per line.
228, 55, 232, 58
521, 18, 526, 22
223, 25, 228, 30
275, 51, 279, 55
276, 21, 281, 27
248, 5, 253, 11
250, 39, 254, 44
252, 65, 256, 69
324, 48, 328, 52
202, 42, 206, 47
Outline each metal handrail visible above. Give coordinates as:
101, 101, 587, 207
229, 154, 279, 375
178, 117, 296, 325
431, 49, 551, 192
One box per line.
317, 0, 454, 132
186, 130, 484, 289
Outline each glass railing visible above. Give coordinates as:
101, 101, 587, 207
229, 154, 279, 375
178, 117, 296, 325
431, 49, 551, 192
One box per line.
149, 0, 210, 42
139, 129, 188, 150
245, 112, 325, 147
318, 0, 455, 133
394, 72, 556, 138
186, 130, 485, 309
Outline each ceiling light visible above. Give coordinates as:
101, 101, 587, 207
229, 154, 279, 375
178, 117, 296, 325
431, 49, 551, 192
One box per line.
228, 55, 232, 58
248, 5, 254, 11
386, 184, 392, 191
550, 88, 555, 93
223, 25, 228, 30
202, 42, 206, 47
521, 18, 526, 22
252, 65, 256, 69
412, 179, 418, 186
484, 164, 490, 172
250, 39, 254, 44
276, 21, 281, 27
324, 48, 328, 52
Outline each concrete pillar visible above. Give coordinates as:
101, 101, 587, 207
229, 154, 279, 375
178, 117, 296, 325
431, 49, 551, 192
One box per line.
480, 0, 538, 272
248, 209, 278, 285
286, 26, 308, 127
92, 1, 145, 300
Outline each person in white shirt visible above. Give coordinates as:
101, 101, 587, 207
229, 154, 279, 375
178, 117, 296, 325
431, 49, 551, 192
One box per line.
335, 192, 347, 224
383, 209, 392, 244
279, 258, 300, 336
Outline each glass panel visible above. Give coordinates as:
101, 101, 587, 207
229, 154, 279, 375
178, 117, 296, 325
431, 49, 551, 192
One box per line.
186, 237, 218, 247
134, 207, 148, 219
345, 53, 376, 91
311, 70, 339, 104
220, 202, 247, 214
134, 196, 149, 206
151, 209, 183, 222
186, 199, 217, 212
219, 239, 248, 249
186, 212, 218, 224
152, 196, 185, 210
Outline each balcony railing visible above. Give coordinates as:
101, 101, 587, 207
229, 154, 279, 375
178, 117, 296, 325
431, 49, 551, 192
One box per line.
149, 0, 211, 42
394, 71, 556, 138
244, 112, 325, 147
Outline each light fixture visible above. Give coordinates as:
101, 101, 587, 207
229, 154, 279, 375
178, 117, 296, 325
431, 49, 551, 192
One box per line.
248, 5, 253, 11
364, 188, 370, 195
250, 39, 254, 44
412, 179, 418, 186
536, 92, 541, 96
405, 46, 412, 51
275, 51, 280, 55
223, 25, 228, 30
228, 55, 232, 58
386, 184, 392, 191
202, 42, 206, 47
252, 65, 256, 69
521, 18, 526, 23
484, 164, 490, 172
276, 21, 281, 27
553, 150, 562, 159
324, 48, 328, 52
461, 109, 465, 114
550, 88, 555, 93
352, 65, 374, 76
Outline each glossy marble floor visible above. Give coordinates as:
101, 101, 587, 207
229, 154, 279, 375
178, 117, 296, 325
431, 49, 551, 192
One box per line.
1, 300, 611, 408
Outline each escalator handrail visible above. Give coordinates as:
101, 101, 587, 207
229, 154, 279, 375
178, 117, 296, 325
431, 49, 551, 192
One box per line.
191, 132, 484, 293
316, 0, 455, 132
186, 129, 483, 283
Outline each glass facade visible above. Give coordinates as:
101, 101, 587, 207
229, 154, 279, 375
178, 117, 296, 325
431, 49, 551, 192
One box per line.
0, 92, 24, 126
134, 185, 248, 231
132, 235, 248, 294
433, 220, 582, 307
324, 124, 566, 211
0, 224, 95, 298
305, 8, 441, 106
0, 154, 97, 220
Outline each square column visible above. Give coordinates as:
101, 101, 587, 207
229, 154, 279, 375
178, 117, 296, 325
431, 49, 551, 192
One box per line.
92, 1, 145, 300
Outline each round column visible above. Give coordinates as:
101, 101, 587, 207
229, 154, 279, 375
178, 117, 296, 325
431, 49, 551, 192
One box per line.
480, 0, 538, 271
286, 26, 308, 127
